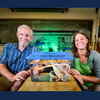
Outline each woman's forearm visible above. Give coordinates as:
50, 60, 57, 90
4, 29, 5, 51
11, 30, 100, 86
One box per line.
81, 75, 100, 83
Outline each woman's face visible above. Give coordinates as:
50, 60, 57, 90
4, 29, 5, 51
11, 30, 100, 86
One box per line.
75, 33, 88, 50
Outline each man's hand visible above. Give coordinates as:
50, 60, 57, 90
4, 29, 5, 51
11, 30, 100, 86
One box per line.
33, 65, 44, 75
9, 70, 29, 82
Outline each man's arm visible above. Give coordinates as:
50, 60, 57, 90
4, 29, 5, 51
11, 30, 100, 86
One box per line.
0, 64, 29, 82
0, 64, 14, 82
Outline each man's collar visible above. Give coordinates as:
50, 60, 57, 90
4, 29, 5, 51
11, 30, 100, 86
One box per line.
15, 43, 31, 50
25, 44, 32, 50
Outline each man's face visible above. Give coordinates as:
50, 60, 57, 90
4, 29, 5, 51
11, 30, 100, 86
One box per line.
17, 27, 33, 47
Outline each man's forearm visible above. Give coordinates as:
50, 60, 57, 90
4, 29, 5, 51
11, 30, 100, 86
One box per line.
0, 64, 14, 81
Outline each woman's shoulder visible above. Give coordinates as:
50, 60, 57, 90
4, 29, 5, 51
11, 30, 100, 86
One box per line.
90, 50, 100, 55
89, 50, 100, 59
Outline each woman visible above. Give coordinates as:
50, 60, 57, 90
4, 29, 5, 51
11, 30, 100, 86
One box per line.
69, 31, 100, 91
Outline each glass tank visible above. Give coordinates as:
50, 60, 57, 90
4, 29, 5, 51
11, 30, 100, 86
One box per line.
26, 51, 73, 82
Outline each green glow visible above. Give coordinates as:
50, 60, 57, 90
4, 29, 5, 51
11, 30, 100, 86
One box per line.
30, 32, 72, 52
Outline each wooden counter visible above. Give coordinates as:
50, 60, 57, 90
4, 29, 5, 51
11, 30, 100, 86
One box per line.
18, 75, 81, 91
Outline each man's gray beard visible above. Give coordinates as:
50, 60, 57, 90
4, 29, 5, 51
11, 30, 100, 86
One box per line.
19, 40, 29, 48
19, 42, 28, 49
21, 44, 28, 48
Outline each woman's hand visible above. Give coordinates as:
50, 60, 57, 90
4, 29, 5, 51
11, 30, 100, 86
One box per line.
74, 74, 84, 85
69, 69, 84, 85
69, 68, 81, 75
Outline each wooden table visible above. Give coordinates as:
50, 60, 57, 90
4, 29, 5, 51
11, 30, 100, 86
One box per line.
18, 75, 81, 91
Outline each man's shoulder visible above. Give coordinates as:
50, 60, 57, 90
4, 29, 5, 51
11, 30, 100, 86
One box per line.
29, 44, 38, 48
5, 43, 16, 45
4, 43, 17, 47
29, 45, 39, 51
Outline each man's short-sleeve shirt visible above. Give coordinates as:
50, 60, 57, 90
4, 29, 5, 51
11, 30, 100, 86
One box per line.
0, 43, 39, 74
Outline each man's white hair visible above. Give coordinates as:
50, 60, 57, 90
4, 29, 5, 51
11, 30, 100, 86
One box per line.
17, 24, 33, 36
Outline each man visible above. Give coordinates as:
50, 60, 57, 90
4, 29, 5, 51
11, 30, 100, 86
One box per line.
0, 25, 39, 91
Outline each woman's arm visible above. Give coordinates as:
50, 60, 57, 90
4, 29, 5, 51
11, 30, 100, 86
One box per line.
69, 68, 100, 84
90, 51, 100, 78
81, 75, 100, 84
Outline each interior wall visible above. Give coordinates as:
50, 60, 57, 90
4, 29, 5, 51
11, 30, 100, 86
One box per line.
0, 8, 96, 19
0, 8, 99, 50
